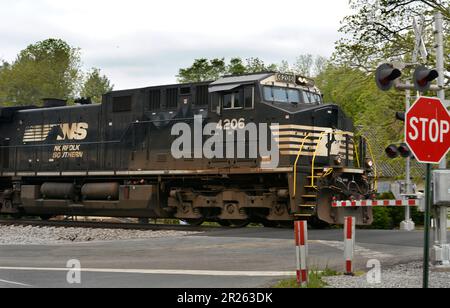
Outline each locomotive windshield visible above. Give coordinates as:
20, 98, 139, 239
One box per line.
263, 86, 321, 105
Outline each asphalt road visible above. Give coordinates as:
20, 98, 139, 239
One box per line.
0, 227, 448, 288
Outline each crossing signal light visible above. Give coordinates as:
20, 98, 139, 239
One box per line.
385, 143, 412, 159
385, 144, 399, 159
375, 63, 402, 91
413, 65, 439, 92
397, 143, 412, 158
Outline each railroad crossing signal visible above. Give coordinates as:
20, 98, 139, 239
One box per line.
375, 63, 439, 92
375, 64, 402, 91
413, 65, 439, 92
385, 143, 412, 159
405, 96, 450, 164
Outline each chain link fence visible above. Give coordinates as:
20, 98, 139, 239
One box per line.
357, 127, 426, 180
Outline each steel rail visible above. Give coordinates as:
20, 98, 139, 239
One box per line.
0, 219, 216, 232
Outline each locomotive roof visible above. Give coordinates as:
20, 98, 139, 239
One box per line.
208, 73, 274, 93
210, 72, 274, 86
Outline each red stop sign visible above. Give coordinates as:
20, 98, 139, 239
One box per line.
405, 97, 450, 164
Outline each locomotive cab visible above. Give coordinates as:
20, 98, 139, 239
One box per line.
205, 73, 374, 226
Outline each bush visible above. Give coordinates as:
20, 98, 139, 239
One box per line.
371, 207, 393, 229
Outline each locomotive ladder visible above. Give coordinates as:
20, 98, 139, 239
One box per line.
292, 133, 323, 218
295, 167, 324, 218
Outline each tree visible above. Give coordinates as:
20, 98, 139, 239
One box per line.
277, 55, 328, 77
227, 58, 247, 75
313, 56, 328, 77
0, 62, 9, 104
0, 38, 82, 105
277, 60, 292, 74
244, 57, 277, 73
334, 0, 450, 82
81, 68, 114, 104
177, 57, 277, 83
294, 54, 314, 76
177, 58, 226, 83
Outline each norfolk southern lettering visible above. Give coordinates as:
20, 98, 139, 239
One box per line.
22, 122, 88, 143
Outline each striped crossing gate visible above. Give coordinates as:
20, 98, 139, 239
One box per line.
332, 199, 420, 208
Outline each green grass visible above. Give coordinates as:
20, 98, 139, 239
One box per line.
272, 268, 340, 289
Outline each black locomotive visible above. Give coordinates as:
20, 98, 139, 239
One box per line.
0, 72, 375, 227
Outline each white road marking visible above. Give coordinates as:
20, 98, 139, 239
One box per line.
0, 278, 32, 287
312, 240, 394, 259
0, 267, 295, 277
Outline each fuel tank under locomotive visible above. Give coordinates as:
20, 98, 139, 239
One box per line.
19, 182, 168, 218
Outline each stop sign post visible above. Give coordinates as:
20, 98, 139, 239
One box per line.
405, 96, 450, 288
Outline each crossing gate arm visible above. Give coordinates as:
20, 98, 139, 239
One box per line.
332, 199, 421, 208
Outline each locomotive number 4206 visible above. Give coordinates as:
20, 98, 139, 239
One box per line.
216, 118, 246, 130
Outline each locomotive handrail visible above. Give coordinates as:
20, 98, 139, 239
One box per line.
311, 132, 327, 188
353, 141, 361, 168
293, 133, 311, 198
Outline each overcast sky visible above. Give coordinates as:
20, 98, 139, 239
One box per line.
0, 0, 352, 90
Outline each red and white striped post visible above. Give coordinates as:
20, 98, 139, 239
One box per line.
344, 216, 355, 276
294, 220, 308, 286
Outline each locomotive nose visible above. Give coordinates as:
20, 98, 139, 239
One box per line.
310, 105, 340, 129
309, 104, 354, 132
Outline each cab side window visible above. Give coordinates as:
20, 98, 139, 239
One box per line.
234, 91, 242, 108
223, 93, 233, 109
244, 87, 254, 109
223, 91, 242, 110
222, 87, 254, 110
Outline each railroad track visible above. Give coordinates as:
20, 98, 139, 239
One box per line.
0, 219, 215, 232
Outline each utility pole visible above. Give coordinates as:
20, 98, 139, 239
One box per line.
433, 11, 450, 266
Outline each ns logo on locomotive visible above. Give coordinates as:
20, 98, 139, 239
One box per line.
0, 72, 376, 227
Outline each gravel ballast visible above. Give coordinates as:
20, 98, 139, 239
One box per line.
323, 262, 450, 288
0, 225, 198, 245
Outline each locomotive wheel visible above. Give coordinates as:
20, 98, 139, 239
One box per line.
183, 218, 205, 226
226, 220, 250, 228
218, 220, 231, 227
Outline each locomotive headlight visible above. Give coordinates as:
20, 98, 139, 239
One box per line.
365, 159, 374, 169
333, 155, 343, 166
